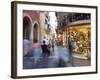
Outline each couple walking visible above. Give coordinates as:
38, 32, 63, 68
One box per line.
41, 37, 55, 56
41, 40, 51, 57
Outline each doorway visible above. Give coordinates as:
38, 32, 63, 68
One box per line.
23, 16, 31, 40
33, 23, 39, 41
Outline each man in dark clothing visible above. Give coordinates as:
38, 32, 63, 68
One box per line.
41, 40, 50, 57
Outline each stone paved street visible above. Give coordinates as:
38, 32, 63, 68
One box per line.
23, 45, 90, 69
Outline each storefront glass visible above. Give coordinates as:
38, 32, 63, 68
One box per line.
68, 24, 91, 57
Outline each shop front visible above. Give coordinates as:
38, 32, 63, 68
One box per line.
68, 23, 91, 57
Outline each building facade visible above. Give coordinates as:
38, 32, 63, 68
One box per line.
23, 10, 51, 43
56, 12, 91, 58
23, 10, 41, 42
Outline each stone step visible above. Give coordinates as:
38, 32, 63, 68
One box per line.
72, 54, 88, 59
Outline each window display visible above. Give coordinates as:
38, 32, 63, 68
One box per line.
68, 25, 91, 57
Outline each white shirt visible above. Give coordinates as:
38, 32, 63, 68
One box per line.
41, 39, 48, 45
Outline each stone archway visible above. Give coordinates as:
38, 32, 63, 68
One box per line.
33, 22, 39, 41
23, 16, 31, 40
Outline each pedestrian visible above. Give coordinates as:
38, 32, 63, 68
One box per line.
67, 34, 76, 66
51, 39, 55, 52
41, 40, 50, 57
30, 39, 41, 64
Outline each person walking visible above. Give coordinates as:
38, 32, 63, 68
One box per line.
30, 39, 41, 64
41, 40, 50, 57
51, 39, 55, 52
67, 34, 76, 66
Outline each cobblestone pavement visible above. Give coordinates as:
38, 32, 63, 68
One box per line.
23, 45, 90, 69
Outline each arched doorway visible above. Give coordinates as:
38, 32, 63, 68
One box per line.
23, 16, 31, 40
33, 23, 39, 41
